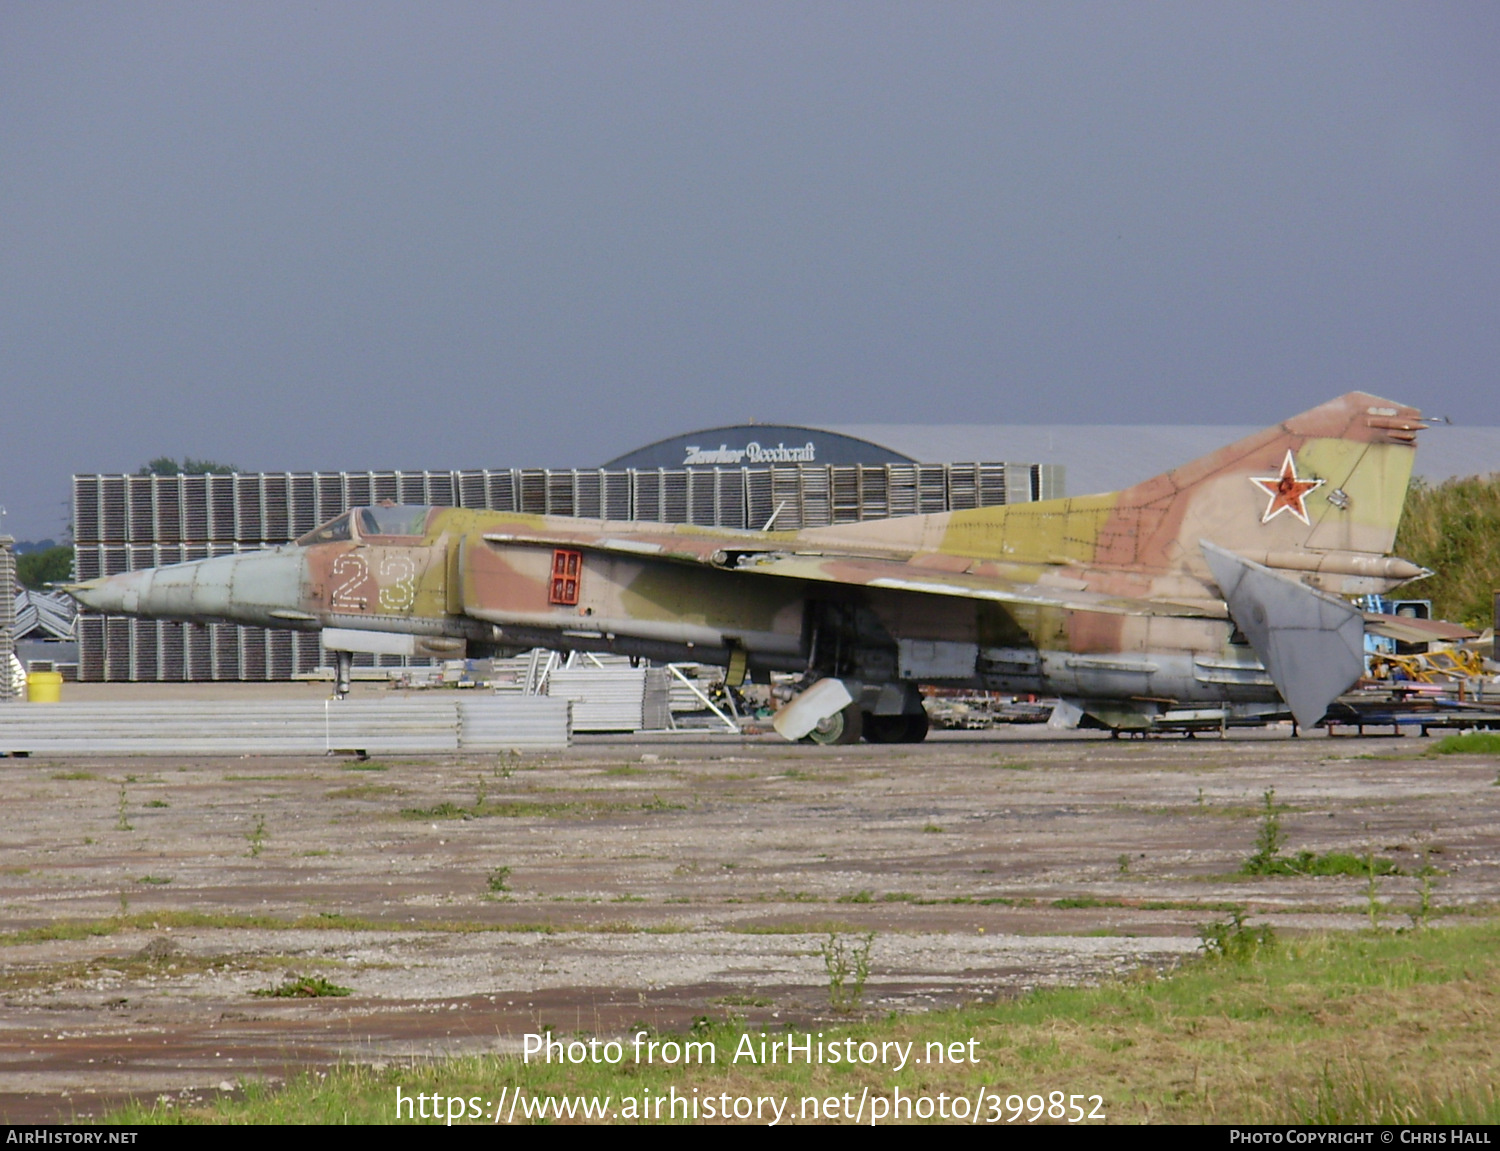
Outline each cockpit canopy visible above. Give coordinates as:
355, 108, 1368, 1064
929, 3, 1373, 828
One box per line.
296, 504, 433, 546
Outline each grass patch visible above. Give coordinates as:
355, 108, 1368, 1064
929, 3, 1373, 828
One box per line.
1244, 851, 1402, 878
109, 918, 1500, 1124
0, 912, 714, 947
1053, 897, 1122, 909
1428, 731, 1500, 757
342, 761, 390, 772
993, 761, 1031, 771
135, 875, 172, 885
729, 921, 869, 936
0, 950, 325, 994
252, 975, 352, 999
1239, 787, 1401, 877
50, 771, 97, 781
401, 797, 685, 820
326, 784, 399, 800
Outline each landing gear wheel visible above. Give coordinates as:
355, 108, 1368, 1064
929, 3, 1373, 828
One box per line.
898, 709, 930, 743
804, 703, 864, 746
862, 710, 931, 743
863, 713, 910, 744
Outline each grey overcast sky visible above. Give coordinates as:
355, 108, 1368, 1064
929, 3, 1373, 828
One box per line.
2, 2, 1497, 541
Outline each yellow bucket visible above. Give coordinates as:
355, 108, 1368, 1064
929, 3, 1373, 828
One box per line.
26, 671, 63, 704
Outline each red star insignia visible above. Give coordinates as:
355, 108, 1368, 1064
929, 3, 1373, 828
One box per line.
1250, 451, 1324, 525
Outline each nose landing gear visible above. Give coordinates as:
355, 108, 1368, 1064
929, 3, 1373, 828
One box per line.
335, 650, 352, 700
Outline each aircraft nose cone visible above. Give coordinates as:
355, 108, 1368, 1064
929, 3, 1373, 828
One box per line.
67, 571, 154, 615
65, 549, 308, 626
65, 579, 108, 612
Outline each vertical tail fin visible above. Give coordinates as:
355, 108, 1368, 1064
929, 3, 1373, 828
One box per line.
1105, 392, 1425, 593
799, 392, 1426, 596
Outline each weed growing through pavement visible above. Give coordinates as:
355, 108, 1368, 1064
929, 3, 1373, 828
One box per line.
1410, 868, 1436, 930
247, 815, 267, 859
1366, 853, 1384, 930
1245, 788, 1285, 871
1118, 854, 1131, 875
252, 975, 351, 999
1199, 909, 1274, 963
1240, 788, 1400, 877
1406, 844, 1444, 930
819, 931, 875, 1014
115, 784, 132, 832
487, 867, 511, 893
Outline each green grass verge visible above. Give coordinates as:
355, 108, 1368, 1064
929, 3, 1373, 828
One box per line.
1394, 473, 1500, 629
110, 918, 1500, 1124
1428, 731, 1500, 757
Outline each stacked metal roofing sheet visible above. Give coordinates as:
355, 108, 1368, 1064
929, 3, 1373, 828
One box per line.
73, 461, 1043, 682
547, 667, 650, 732
12, 589, 76, 641
0, 539, 14, 702
0, 696, 571, 754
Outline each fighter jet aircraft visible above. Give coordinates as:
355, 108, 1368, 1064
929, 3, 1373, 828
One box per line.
71, 392, 1430, 741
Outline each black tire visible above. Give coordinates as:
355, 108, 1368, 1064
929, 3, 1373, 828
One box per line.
897, 709, 930, 743
862, 712, 910, 744
805, 703, 864, 746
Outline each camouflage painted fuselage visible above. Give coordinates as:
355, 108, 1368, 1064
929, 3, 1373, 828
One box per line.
72, 393, 1426, 725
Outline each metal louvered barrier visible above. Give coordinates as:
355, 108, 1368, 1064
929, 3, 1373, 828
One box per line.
457, 697, 572, 750
547, 667, 651, 732
0, 697, 570, 754
73, 460, 1040, 681
0, 538, 14, 702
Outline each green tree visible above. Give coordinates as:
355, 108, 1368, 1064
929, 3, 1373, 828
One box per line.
137, 457, 238, 476
17, 546, 74, 589
1393, 474, 1500, 629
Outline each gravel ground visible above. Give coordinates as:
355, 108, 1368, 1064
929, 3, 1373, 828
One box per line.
1, 718, 1496, 1121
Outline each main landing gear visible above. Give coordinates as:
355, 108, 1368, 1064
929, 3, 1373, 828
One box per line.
804, 703, 863, 745
775, 679, 932, 745
861, 709, 930, 744
804, 706, 930, 745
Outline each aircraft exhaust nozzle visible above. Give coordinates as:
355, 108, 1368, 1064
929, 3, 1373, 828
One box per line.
66, 549, 309, 628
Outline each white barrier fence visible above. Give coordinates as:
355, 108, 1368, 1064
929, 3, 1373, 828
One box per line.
0, 697, 570, 755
